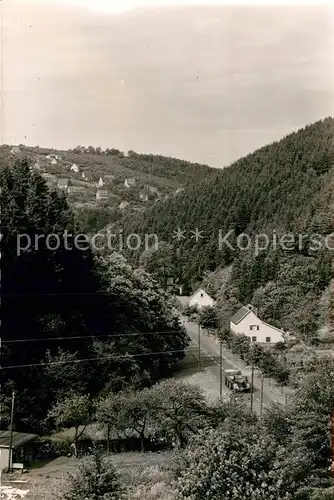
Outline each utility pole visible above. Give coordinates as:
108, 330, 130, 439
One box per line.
219, 334, 223, 399
250, 344, 255, 412
260, 375, 264, 418
331, 408, 334, 486
198, 322, 201, 371
250, 363, 254, 412
8, 391, 15, 472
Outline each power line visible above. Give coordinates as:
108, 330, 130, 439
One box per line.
1, 348, 186, 370
2, 330, 183, 345
0, 291, 146, 297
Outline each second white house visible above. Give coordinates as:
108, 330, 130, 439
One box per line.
230, 304, 286, 344
188, 288, 216, 309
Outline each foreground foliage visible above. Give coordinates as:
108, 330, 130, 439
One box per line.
62, 452, 125, 500
177, 424, 297, 500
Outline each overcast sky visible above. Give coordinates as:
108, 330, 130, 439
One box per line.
2, 0, 334, 167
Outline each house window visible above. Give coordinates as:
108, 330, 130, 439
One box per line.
250, 325, 259, 331
251, 336, 257, 342
200, 293, 204, 297
266, 337, 271, 343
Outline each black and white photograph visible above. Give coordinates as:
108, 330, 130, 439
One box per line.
0, 0, 333, 498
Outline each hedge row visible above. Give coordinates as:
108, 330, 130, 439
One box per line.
222, 330, 290, 385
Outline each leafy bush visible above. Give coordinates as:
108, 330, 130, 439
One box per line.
225, 331, 291, 384
35, 438, 73, 460
62, 452, 125, 500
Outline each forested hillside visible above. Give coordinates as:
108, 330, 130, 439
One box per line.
0, 160, 189, 432
121, 118, 334, 340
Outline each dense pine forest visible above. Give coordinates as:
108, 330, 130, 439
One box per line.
120, 118, 334, 341
0, 161, 189, 431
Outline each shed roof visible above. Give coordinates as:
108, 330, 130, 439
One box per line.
0, 431, 38, 448
230, 306, 252, 325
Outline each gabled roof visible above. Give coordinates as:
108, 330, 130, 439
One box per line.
0, 431, 38, 448
230, 306, 252, 325
189, 288, 215, 302
261, 321, 285, 335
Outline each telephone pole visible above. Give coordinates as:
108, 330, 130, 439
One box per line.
219, 334, 223, 399
250, 343, 255, 412
8, 391, 15, 472
250, 363, 254, 412
198, 322, 201, 371
260, 375, 264, 418
331, 408, 334, 486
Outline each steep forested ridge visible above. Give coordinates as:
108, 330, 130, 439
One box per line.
122, 118, 334, 339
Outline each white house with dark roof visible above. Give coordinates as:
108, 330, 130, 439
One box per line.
70, 163, 79, 173
124, 177, 136, 188
188, 288, 215, 309
230, 304, 286, 344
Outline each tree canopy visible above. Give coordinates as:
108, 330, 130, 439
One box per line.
0, 160, 189, 431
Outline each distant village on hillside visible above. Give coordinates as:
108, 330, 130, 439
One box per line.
1, 145, 191, 216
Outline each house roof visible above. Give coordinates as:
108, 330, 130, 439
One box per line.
189, 288, 214, 301
0, 431, 38, 449
230, 306, 252, 325
119, 201, 129, 208
261, 321, 285, 335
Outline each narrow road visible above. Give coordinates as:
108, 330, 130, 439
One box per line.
183, 318, 293, 415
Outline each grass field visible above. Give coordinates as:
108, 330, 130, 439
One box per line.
1, 452, 177, 499
0, 350, 219, 499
